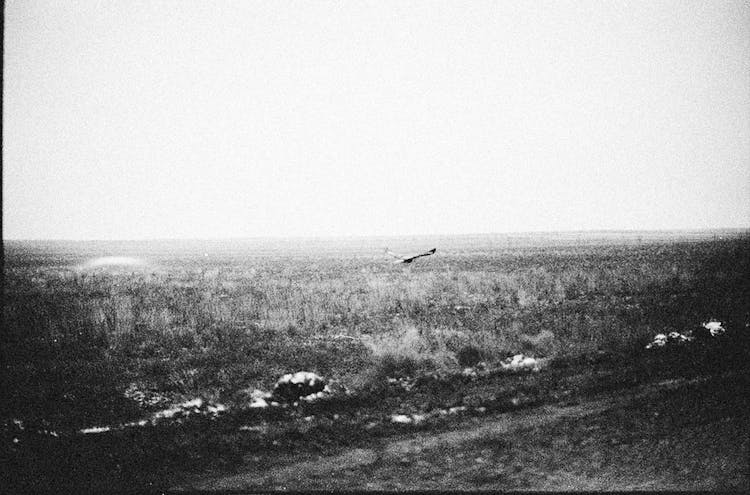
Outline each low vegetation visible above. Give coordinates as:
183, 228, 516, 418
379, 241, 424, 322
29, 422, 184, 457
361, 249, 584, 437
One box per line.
2, 233, 749, 490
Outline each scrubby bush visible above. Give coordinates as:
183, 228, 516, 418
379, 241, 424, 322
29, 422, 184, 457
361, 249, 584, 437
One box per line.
456, 345, 483, 367
519, 329, 557, 357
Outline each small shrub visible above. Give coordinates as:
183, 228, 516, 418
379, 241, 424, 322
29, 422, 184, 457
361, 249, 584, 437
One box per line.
374, 353, 425, 378
456, 345, 483, 367
519, 329, 557, 357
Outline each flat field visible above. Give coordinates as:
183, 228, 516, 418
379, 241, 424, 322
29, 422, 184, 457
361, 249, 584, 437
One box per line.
2, 231, 749, 491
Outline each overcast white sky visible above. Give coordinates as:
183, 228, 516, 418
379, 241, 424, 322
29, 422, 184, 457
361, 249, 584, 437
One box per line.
4, 0, 749, 240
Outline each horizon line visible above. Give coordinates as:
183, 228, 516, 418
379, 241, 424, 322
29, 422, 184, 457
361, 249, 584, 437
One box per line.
4, 227, 750, 243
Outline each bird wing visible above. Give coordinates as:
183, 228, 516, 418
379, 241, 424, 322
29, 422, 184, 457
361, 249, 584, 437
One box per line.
385, 248, 406, 261
412, 248, 437, 259
403, 248, 437, 262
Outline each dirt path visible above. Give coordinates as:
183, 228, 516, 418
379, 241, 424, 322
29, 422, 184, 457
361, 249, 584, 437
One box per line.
174, 374, 734, 491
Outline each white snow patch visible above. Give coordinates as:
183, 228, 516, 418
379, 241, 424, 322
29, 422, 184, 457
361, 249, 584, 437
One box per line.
703, 320, 726, 336
80, 426, 111, 434
411, 414, 427, 424
239, 425, 268, 432
207, 404, 227, 414
501, 354, 540, 371
277, 371, 325, 386
390, 414, 413, 424
646, 333, 668, 349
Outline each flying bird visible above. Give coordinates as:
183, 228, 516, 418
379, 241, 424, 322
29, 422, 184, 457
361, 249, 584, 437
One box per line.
385, 247, 436, 264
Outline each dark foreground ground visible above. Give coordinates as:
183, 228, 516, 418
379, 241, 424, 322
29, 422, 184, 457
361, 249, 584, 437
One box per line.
4, 336, 748, 493
180, 371, 749, 491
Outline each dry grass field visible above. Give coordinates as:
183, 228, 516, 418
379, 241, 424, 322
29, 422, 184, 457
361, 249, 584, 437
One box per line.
2, 231, 749, 491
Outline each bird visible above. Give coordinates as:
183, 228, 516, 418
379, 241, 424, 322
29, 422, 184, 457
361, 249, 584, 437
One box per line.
385, 247, 436, 264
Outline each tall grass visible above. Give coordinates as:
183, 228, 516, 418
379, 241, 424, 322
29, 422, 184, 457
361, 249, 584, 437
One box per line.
2, 239, 749, 426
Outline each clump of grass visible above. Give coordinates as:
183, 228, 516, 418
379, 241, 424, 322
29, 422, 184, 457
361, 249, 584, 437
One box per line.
456, 345, 484, 367
353, 322, 458, 394
358, 320, 527, 380
519, 329, 558, 357
361, 323, 453, 373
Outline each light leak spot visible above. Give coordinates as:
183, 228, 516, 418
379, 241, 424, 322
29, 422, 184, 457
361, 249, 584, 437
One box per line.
81, 256, 146, 269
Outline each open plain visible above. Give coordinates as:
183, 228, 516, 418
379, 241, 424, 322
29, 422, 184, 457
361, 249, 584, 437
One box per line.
2, 231, 749, 492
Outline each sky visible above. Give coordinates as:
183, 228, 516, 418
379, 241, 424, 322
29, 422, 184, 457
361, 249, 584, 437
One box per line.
4, 0, 749, 240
